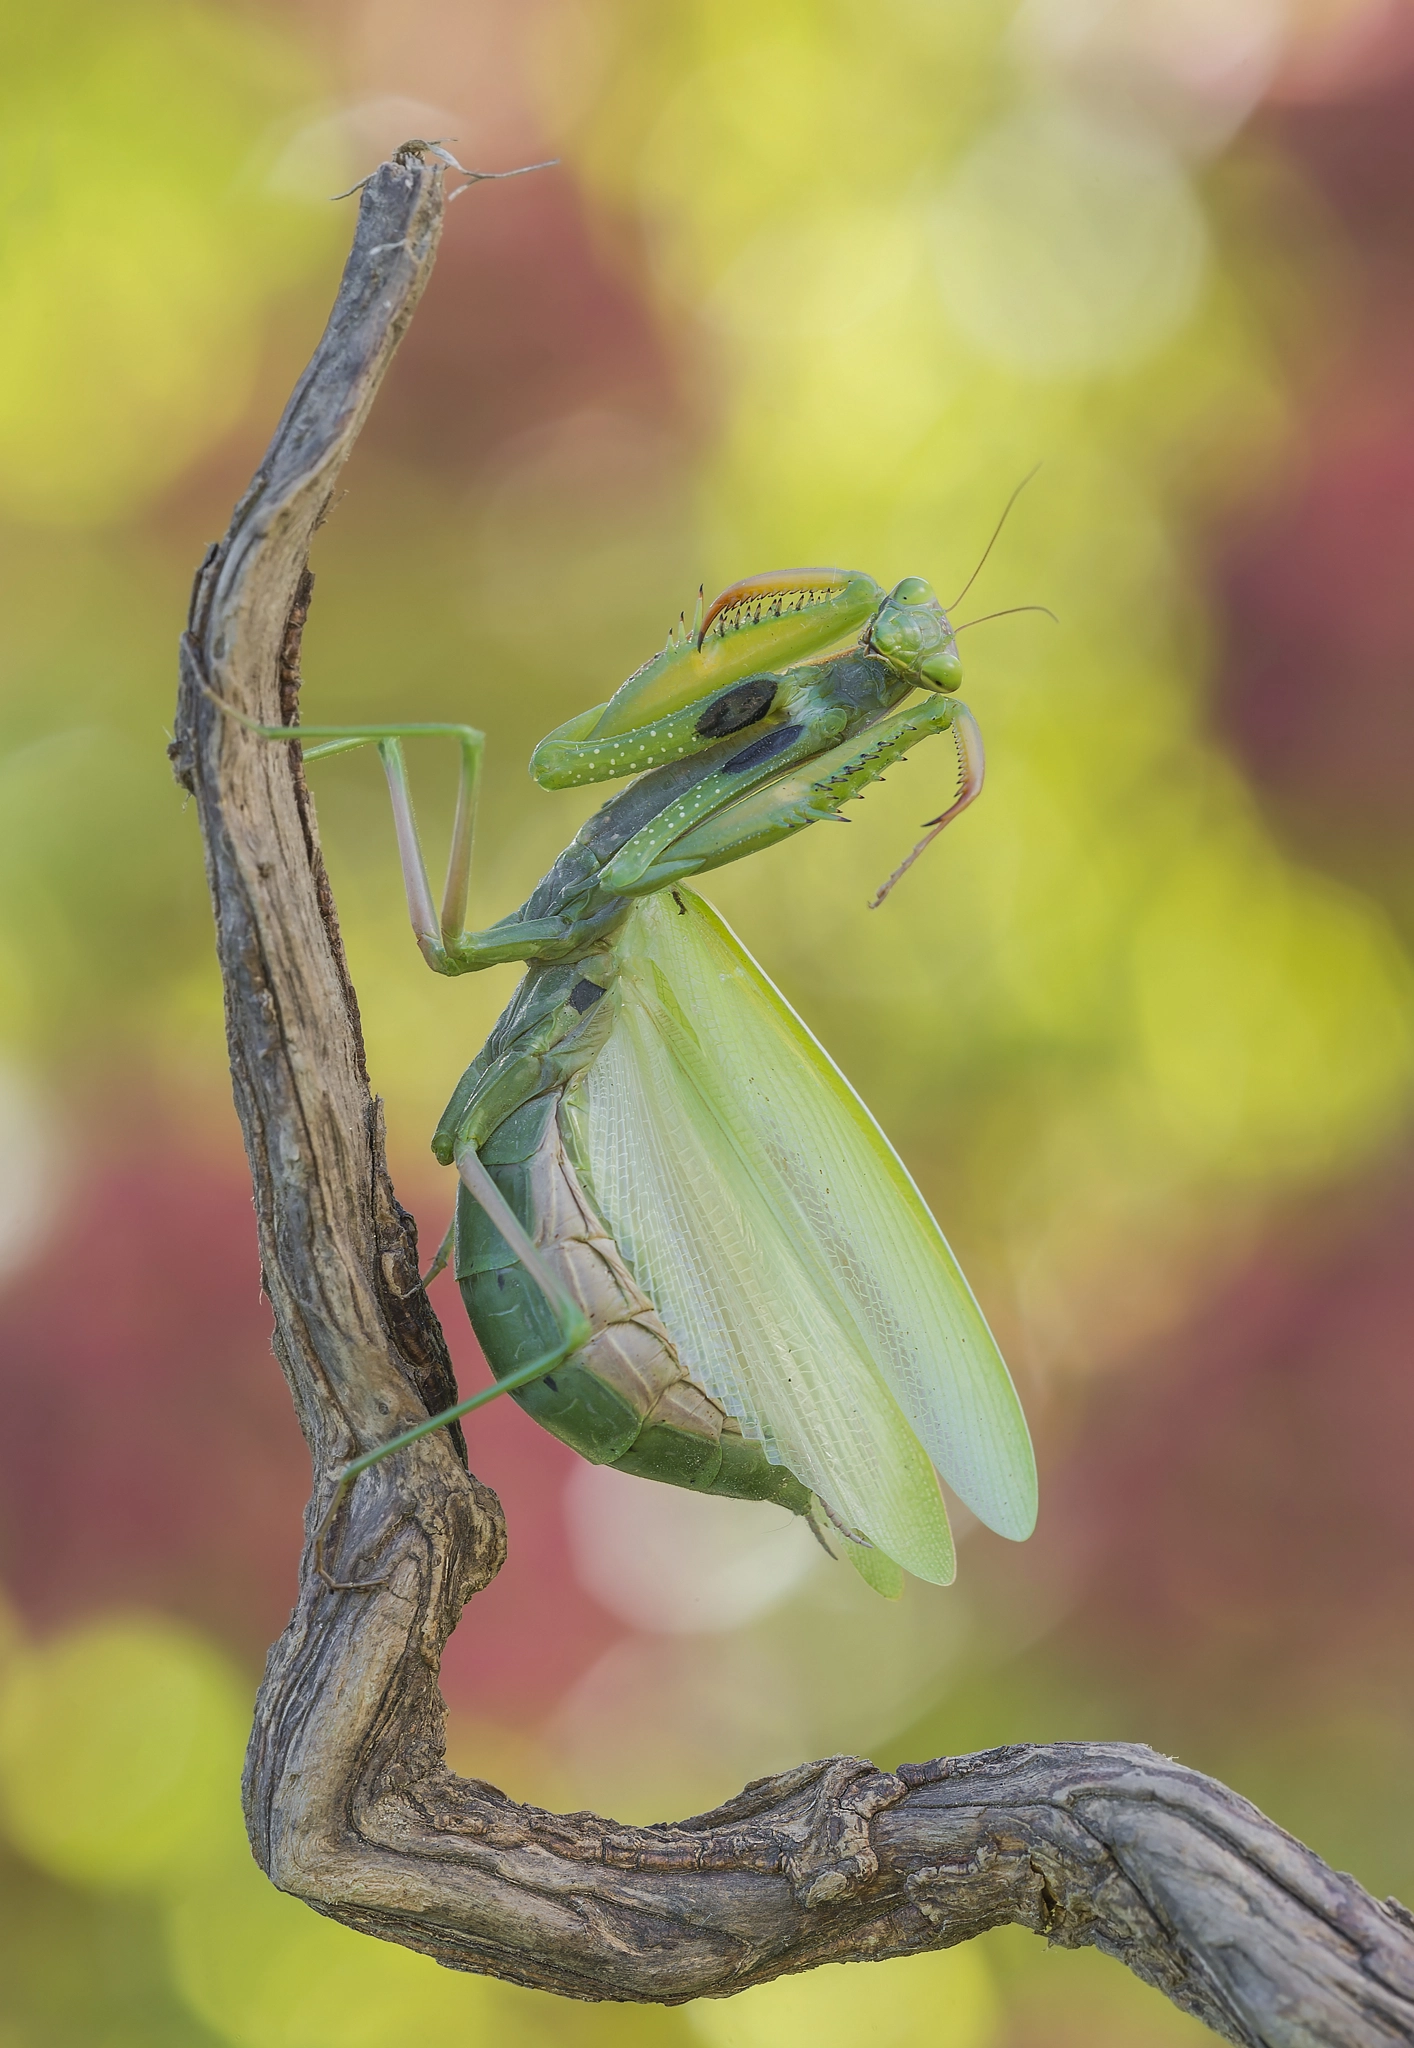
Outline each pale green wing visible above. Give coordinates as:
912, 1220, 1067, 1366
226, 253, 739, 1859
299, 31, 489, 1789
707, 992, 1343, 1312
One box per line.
584, 907, 955, 1585
585, 891, 1037, 1566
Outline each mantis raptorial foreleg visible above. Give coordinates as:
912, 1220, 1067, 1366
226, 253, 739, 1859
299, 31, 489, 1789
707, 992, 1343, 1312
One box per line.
615, 693, 982, 898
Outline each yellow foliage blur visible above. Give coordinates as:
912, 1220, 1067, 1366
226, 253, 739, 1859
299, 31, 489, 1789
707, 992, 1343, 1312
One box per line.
685, 1946, 996, 2048
0, 0, 340, 526
0, 1613, 247, 1888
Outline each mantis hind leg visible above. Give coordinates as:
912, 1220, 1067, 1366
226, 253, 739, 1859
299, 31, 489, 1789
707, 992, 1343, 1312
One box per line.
312, 1141, 592, 1592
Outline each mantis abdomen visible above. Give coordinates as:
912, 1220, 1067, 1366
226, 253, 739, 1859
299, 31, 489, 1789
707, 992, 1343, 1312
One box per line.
455, 1080, 812, 1513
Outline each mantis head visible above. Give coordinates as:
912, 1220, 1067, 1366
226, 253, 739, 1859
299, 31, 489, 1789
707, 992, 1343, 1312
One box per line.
866, 577, 962, 692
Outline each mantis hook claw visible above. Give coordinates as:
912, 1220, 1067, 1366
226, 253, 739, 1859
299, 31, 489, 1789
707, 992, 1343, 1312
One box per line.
869, 705, 985, 909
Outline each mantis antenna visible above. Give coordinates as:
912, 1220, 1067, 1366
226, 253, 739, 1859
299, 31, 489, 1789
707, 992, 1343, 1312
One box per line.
954, 604, 1058, 632
946, 465, 1041, 613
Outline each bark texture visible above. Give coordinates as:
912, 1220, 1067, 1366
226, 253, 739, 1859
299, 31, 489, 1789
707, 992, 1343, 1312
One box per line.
170, 155, 1414, 2047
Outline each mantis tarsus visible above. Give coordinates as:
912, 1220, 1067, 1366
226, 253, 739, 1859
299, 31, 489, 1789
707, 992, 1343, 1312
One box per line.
225, 567, 1038, 1595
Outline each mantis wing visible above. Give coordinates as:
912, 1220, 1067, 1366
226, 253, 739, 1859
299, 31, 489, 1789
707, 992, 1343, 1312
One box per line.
582, 891, 1037, 1588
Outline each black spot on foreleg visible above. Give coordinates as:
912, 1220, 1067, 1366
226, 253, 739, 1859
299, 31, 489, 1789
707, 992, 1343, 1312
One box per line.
723, 723, 803, 774
695, 675, 779, 739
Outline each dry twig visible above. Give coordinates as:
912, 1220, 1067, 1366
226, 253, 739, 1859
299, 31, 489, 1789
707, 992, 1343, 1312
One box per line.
169, 154, 1414, 2046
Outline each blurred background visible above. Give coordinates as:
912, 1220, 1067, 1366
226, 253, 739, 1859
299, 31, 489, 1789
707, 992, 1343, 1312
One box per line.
1, 0, 1413, 2042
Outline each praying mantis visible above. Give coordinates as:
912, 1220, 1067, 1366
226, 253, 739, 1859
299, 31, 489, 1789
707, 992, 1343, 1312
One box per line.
227, 565, 1038, 1596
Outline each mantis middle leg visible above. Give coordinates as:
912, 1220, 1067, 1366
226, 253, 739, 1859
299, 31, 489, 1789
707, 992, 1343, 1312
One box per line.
207, 706, 587, 971
207, 707, 603, 1576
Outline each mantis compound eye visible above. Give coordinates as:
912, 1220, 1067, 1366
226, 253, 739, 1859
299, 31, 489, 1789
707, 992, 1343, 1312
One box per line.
867, 577, 963, 692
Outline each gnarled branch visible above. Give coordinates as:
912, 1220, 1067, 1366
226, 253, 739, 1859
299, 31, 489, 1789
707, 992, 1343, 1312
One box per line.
170, 155, 1414, 2048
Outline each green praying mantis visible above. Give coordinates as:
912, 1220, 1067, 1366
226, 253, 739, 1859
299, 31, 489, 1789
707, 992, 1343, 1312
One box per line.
225, 562, 1039, 1597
